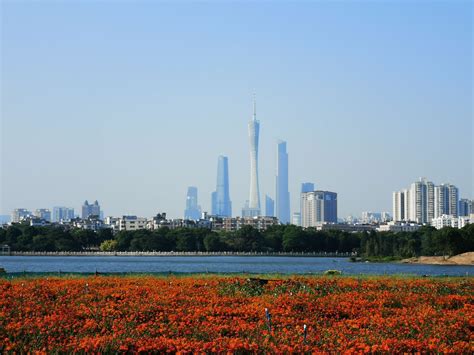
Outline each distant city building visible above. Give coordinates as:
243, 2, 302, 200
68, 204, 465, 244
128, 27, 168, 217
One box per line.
221, 216, 279, 232
393, 178, 459, 224
392, 191, 405, 222
11, 209, 32, 223
301, 191, 338, 227
431, 215, 471, 230
265, 195, 275, 217
117, 216, 147, 231
29, 217, 50, 227
34, 209, 51, 222
52, 207, 75, 222
381, 212, 392, 222
459, 199, 473, 217
243, 96, 261, 217
292, 212, 301, 226
212, 156, 232, 217
377, 222, 421, 233
82, 200, 101, 219
316, 223, 376, 233
360, 212, 392, 224
184, 186, 202, 220
73, 216, 105, 231
275, 140, 290, 224
434, 184, 459, 218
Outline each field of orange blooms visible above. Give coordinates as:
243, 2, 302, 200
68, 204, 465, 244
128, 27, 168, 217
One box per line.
1, 275, 473, 353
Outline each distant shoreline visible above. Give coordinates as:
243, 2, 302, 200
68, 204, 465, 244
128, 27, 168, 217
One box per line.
400, 252, 474, 266
2, 251, 355, 258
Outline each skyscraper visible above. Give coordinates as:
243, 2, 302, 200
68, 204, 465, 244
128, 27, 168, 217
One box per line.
265, 195, 275, 217
82, 200, 100, 219
434, 184, 459, 218
242, 97, 261, 217
184, 186, 201, 220
212, 156, 232, 217
34, 209, 51, 222
276, 140, 290, 224
52, 207, 75, 222
459, 198, 473, 217
407, 178, 434, 224
301, 190, 338, 227
393, 178, 460, 223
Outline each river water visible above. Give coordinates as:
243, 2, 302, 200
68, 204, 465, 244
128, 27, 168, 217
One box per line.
0, 256, 472, 276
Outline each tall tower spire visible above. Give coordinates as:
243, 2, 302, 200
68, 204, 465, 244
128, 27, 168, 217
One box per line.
253, 93, 256, 121
242, 93, 261, 217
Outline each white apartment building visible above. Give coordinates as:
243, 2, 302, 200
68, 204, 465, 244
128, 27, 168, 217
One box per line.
117, 216, 147, 231
377, 222, 421, 233
301, 191, 337, 228
11, 209, 33, 223
434, 184, 459, 218
431, 215, 471, 230
393, 178, 459, 224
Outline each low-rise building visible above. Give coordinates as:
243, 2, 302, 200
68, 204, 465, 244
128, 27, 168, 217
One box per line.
73, 217, 105, 231
118, 216, 147, 231
315, 223, 376, 233
377, 222, 421, 233
431, 215, 471, 230
221, 216, 279, 232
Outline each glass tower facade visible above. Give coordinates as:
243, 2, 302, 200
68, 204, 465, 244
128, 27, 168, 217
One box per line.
276, 140, 290, 224
184, 186, 201, 220
212, 156, 232, 217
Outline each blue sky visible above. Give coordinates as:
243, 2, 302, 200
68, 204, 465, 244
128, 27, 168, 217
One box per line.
1, 0, 472, 219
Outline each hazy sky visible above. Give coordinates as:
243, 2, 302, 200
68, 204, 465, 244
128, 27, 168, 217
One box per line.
1, 1, 472, 219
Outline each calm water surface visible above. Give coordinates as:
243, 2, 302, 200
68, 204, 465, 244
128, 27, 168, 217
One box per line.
0, 256, 472, 276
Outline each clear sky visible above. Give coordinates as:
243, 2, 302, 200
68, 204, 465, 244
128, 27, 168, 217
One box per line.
1, 0, 472, 219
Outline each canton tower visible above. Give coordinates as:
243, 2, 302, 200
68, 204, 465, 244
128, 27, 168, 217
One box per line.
247, 96, 261, 215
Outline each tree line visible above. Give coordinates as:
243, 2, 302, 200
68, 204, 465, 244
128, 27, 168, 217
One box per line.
0, 223, 473, 257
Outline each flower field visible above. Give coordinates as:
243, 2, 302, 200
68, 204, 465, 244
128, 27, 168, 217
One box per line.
1, 276, 472, 353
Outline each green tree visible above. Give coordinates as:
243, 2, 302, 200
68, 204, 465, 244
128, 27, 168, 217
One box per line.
203, 233, 225, 251
282, 225, 306, 252
100, 239, 118, 251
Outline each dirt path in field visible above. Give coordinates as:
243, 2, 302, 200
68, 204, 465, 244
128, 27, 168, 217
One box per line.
401, 252, 474, 265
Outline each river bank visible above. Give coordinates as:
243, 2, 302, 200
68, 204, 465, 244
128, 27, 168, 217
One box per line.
2, 251, 354, 257
401, 252, 474, 265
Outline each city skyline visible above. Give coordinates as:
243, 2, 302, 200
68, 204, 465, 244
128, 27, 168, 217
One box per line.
1, 1, 472, 219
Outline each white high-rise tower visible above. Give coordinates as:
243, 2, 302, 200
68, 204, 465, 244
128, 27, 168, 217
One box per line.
242, 96, 261, 217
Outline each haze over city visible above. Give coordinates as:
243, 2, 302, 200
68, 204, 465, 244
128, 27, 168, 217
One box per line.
1, 1, 472, 219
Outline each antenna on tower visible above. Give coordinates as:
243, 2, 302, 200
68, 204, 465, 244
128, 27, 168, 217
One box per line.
253, 92, 256, 120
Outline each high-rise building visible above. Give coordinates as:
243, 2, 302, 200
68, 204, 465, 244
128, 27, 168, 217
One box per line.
434, 184, 459, 218
392, 191, 405, 222
301, 191, 338, 227
82, 200, 101, 219
11, 209, 32, 223
407, 178, 435, 224
242, 97, 261, 217
459, 199, 473, 217
34, 209, 51, 222
393, 179, 459, 223
265, 195, 275, 217
184, 186, 202, 220
275, 140, 290, 224
301, 182, 315, 193
212, 156, 232, 217
52, 207, 75, 222
300, 182, 315, 220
